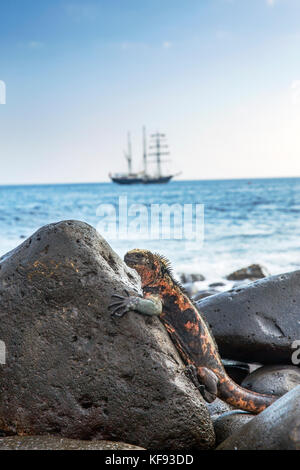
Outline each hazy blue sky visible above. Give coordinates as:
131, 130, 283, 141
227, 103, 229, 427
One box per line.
1, 0, 300, 184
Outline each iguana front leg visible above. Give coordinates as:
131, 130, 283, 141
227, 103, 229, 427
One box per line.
109, 291, 162, 318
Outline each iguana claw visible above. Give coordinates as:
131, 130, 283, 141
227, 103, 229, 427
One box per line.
108, 290, 140, 318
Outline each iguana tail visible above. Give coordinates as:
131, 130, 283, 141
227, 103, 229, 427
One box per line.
217, 374, 277, 413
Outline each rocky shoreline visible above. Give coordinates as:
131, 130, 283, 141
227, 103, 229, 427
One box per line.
0, 220, 299, 450
178, 263, 270, 300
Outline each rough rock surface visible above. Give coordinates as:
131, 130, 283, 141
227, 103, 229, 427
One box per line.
0, 220, 215, 450
213, 411, 253, 446
197, 271, 300, 363
241, 365, 300, 396
0, 436, 144, 450
217, 385, 300, 450
226, 264, 269, 281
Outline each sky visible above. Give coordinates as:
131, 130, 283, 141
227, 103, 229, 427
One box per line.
1, 0, 300, 184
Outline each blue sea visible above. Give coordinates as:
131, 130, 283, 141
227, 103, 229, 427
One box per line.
1, 178, 300, 289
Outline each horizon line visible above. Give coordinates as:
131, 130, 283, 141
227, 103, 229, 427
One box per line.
0, 175, 300, 188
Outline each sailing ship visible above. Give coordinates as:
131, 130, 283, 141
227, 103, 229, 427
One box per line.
109, 127, 180, 184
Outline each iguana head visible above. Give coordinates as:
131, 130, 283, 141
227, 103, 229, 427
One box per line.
124, 249, 171, 287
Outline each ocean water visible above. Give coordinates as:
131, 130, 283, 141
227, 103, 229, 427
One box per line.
1, 178, 300, 289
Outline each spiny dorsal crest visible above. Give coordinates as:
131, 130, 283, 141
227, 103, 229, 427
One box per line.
154, 253, 173, 275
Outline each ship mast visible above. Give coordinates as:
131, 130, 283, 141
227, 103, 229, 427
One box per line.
148, 132, 170, 177
143, 126, 147, 175
124, 132, 132, 174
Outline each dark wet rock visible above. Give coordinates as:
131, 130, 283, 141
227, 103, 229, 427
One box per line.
0, 436, 144, 450
241, 365, 300, 396
249, 363, 264, 374
222, 359, 250, 385
192, 289, 219, 301
197, 270, 300, 364
217, 385, 300, 450
209, 282, 225, 288
0, 220, 215, 450
226, 264, 269, 281
206, 398, 235, 422
213, 411, 253, 446
179, 273, 205, 283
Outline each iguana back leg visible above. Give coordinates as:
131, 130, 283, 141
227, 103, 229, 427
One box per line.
197, 366, 219, 403
185, 364, 218, 403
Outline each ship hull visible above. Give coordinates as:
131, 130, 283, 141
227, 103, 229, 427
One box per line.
142, 175, 173, 184
110, 175, 174, 185
110, 176, 144, 184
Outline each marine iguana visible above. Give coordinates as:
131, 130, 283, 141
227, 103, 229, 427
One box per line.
109, 249, 277, 414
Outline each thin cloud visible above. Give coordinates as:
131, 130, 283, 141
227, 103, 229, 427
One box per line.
162, 41, 172, 49
64, 3, 99, 22
120, 41, 172, 51
120, 41, 149, 51
27, 41, 44, 49
266, 0, 276, 6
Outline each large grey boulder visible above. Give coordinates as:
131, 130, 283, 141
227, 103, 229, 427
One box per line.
197, 271, 300, 364
0, 220, 215, 450
193, 289, 220, 301
217, 385, 300, 450
241, 365, 300, 396
213, 411, 253, 446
